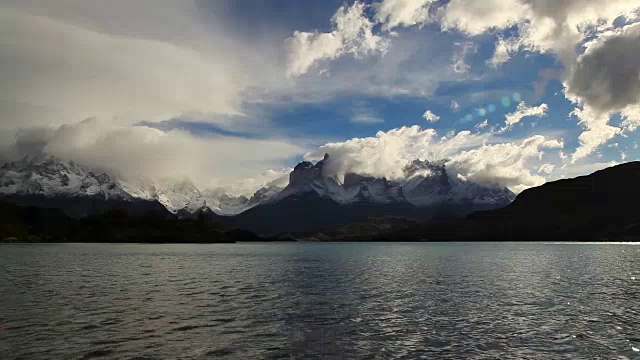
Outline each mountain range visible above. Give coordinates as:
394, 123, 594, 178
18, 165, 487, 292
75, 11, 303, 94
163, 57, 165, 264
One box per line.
0, 155, 266, 217
2, 157, 639, 241
0, 154, 514, 234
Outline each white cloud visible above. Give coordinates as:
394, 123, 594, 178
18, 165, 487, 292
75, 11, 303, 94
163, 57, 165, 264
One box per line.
488, 37, 518, 68
0, 3, 266, 130
422, 110, 440, 122
285, 1, 389, 77
446, 135, 562, 192
571, 106, 621, 162
440, 0, 530, 36
433, 0, 640, 157
352, 105, 384, 124
451, 41, 478, 73
304, 125, 562, 192
501, 102, 549, 131
444, 0, 640, 59
213, 168, 292, 197
375, 0, 437, 30
450, 100, 461, 112
537, 163, 555, 174
475, 119, 489, 129
621, 105, 640, 131
285, 32, 344, 78
563, 22, 640, 148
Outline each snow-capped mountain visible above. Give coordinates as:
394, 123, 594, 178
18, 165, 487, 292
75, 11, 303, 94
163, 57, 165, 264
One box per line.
0, 154, 514, 221
201, 189, 249, 216
122, 177, 209, 214
270, 154, 514, 208
342, 173, 406, 204
0, 155, 133, 200
0, 156, 267, 216
401, 159, 515, 206
273, 153, 405, 204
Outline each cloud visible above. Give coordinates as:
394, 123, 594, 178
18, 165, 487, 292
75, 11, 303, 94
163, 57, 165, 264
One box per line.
422, 110, 440, 122
552, 160, 619, 180
304, 125, 562, 192
446, 135, 562, 192
488, 37, 517, 68
501, 102, 549, 131
285, 1, 389, 77
213, 168, 293, 196
475, 119, 489, 129
467, 0, 640, 60
434, 0, 639, 157
621, 105, 640, 131
564, 23, 640, 145
440, 0, 530, 36
451, 41, 478, 74
564, 22, 640, 114
571, 106, 621, 162
374, 0, 437, 30
450, 100, 461, 112
0, 3, 271, 130
4, 118, 305, 196
537, 163, 555, 174
352, 105, 384, 124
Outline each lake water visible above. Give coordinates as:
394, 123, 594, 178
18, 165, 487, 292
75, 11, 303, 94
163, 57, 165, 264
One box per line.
0, 242, 639, 359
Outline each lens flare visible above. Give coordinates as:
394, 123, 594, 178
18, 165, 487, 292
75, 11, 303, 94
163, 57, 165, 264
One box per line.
476, 108, 487, 117
487, 104, 496, 113
501, 96, 511, 107
512, 92, 522, 102
464, 114, 473, 122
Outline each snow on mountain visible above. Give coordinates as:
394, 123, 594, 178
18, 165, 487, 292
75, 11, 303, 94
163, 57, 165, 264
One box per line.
124, 178, 268, 216
0, 154, 514, 216
248, 185, 282, 206
401, 159, 514, 206
0, 155, 133, 200
273, 154, 514, 208
342, 173, 406, 204
0, 156, 262, 216
274, 153, 345, 202
200, 189, 249, 215
140, 178, 208, 214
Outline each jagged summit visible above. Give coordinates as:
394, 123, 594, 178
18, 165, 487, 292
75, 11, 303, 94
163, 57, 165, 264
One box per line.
403, 159, 449, 178
276, 155, 514, 207
402, 158, 514, 206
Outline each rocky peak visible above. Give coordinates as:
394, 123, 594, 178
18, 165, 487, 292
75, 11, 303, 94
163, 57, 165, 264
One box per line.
343, 173, 376, 187
289, 153, 330, 187
403, 159, 448, 178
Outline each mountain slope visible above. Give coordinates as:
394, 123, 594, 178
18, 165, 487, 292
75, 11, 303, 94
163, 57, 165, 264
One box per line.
459, 161, 640, 240
0, 156, 169, 217
228, 155, 514, 235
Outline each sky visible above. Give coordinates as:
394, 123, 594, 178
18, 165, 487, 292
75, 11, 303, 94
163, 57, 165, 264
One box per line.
1, 0, 639, 196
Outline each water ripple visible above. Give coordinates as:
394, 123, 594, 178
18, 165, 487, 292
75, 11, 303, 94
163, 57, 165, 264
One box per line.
0, 242, 639, 359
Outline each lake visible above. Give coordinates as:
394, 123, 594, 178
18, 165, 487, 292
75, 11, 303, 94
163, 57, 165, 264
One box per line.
0, 242, 639, 359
